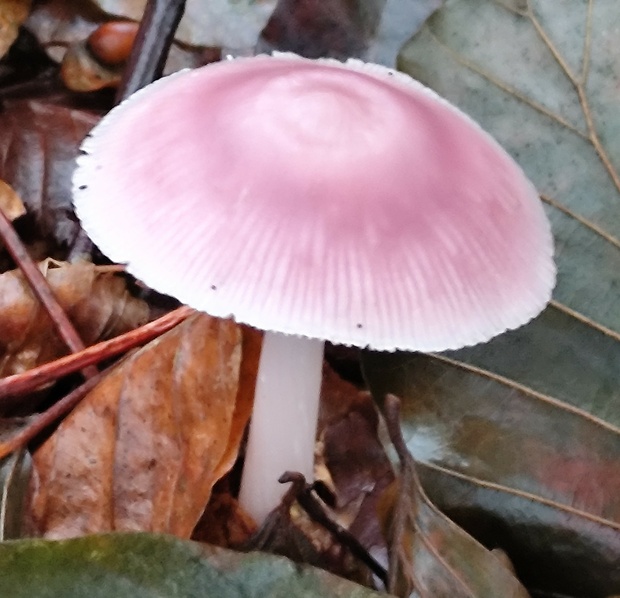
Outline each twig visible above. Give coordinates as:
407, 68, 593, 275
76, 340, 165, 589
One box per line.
279, 471, 389, 588
0, 207, 97, 379
115, 0, 187, 102
0, 367, 110, 460
0, 306, 194, 402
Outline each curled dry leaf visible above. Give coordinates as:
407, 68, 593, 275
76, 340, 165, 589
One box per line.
258, 0, 439, 66
61, 40, 123, 92
24, 0, 104, 62
27, 313, 258, 539
0, 0, 31, 59
319, 365, 394, 567
0, 100, 100, 245
192, 490, 258, 549
381, 397, 530, 598
0, 179, 26, 222
61, 21, 142, 92
0, 260, 149, 381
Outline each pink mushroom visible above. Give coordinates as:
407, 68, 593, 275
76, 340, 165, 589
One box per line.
72, 53, 555, 524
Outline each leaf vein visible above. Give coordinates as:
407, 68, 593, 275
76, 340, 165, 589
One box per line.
426, 30, 588, 139
428, 347, 620, 436
421, 461, 620, 531
541, 194, 620, 251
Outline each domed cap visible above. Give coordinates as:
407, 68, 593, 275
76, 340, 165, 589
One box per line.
73, 53, 555, 352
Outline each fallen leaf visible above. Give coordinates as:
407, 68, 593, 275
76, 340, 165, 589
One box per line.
0, 447, 31, 539
192, 489, 257, 548
27, 313, 253, 539
364, 334, 620, 596
398, 0, 620, 333
319, 368, 394, 567
213, 324, 262, 483
0, 100, 100, 244
0, 533, 390, 597
363, 2, 620, 595
0, 260, 149, 381
0, 0, 31, 59
323, 407, 393, 564
0, 179, 26, 221
60, 40, 123, 92
381, 396, 530, 598
25, 0, 212, 74
24, 0, 104, 62
259, 0, 380, 59
259, 0, 440, 65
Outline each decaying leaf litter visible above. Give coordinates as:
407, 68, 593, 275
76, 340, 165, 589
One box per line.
0, 1, 618, 598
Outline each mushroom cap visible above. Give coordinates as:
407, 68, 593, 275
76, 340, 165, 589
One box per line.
73, 53, 555, 352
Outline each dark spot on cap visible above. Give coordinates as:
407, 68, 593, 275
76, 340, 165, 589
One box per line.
210, 285, 217, 290
79, 185, 87, 190
357, 323, 363, 329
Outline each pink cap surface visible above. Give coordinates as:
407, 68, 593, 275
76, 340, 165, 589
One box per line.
73, 53, 555, 351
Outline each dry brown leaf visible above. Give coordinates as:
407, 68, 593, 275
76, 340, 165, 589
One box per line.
0, 260, 149, 379
24, 0, 211, 74
61, 41, 123, 92
0, 0, 31, 59
192, 490, 257, 548
319, 368, 394, 567
213, 324, 262, 481
0, 100, 100, 245
27, 313, 256, 539
0, 180, 26, 222
24, 0, 103, 63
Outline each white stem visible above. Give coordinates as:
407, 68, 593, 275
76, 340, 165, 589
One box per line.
238, 331, 324, 524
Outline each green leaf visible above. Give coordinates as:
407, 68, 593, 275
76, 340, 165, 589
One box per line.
0, 533, 389, 598
365, 2, 620, 597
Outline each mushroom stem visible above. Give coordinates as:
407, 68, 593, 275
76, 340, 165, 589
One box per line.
239, 331, 324, 524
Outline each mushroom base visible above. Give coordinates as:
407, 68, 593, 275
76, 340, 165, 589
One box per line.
238, 331, 324, 524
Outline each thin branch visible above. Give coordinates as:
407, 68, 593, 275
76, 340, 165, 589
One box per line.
279, 471, 389, 587
71, 0, 187, 260
115, 0, 187, 102
0, 207, 97, 380
0, 306, 194, 402
0, 368, 110, 460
